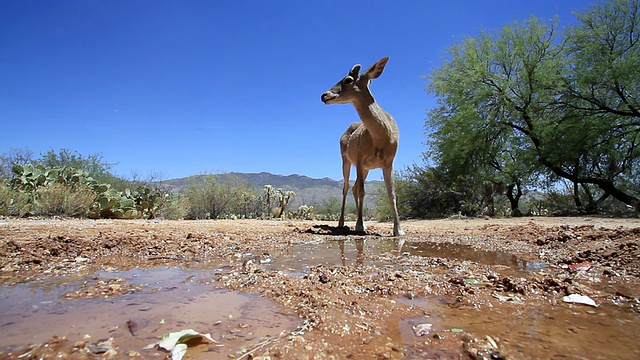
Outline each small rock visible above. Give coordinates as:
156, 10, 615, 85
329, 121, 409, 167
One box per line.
127, 319, 138, 336
412, 323, 432, 337
318, 273, 330, 284
88, 337, 115, 354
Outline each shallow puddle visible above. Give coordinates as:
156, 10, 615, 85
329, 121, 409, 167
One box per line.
265, 238, 546, 275
396, 295, 640, 359
0, 266, 298, 359
398, 240, 547, 271
265, 238, 640, 358
2, 237, 639, 358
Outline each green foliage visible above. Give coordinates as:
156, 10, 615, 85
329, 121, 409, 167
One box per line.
0, 182, 28, 216
318, 196, 341, 215
9, 164, 102, 217
155, 195, 189, 220
258, 185, 297, 219
90, 185, 165, 219
374, 184, 393, 221
31, 183, 96, 217
6, 163, 165, 219
285, 204, 316, 220
566, 0, 640, 118
317, 196, 358, 221
185, 175, 260, 219
427, 16, 561, 216
10, 163, 100, 190
425, 0, 640, 215
38, 148, 116, 184
393, 166, 481, 218
0, 148, 35, 180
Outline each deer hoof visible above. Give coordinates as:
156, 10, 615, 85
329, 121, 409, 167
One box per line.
394, 229, 405, 237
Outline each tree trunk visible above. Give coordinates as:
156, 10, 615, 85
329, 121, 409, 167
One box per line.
573, 181, 583, 210
537, 155, 640, 212
580, 183, 605, 214
506, 183, 523, 217
508, 113, 640, 213
583, 191, 610, 214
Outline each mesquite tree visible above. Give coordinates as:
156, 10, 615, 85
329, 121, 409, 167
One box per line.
427, 0, 640, 214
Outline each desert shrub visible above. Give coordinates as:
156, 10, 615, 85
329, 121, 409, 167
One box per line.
155, 195, 189, 220
315, 212, 340, 221
185, 175, 257, 219
383, 166, 477, 219
0, 182, 28, 216
285, 204, 316, 220
31, 183, 96, 217
318, 196, 341, 215
317, 196, 359, 221
7, 163, 166, 219
538, 190, 581, 216
89, 185, 165, 219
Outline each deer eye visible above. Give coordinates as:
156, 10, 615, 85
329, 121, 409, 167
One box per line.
343, 76, 354, 85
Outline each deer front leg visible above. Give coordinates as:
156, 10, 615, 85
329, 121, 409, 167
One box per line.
354, 167, 368, 234
338, 157, 351, 229
383, 166, 405, 236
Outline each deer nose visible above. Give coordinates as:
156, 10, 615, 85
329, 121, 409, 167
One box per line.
321, 92, 336, 103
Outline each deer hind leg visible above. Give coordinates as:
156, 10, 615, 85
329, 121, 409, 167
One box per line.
353, 166, 369, 233
338, 156, 351, 228
383, 166, 405, 236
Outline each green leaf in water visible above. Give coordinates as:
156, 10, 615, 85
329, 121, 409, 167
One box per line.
464, 278, 491, 286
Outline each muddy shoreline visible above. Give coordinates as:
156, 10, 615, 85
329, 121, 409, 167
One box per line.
1, 217, 639, 359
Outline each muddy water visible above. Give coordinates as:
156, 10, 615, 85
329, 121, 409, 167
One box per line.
398, 240, 547, 271
267, 238, 640, 358
0, 266, 298, 359
2, 238, 639, 359
266, 238, 546, 274
396, 296, 640, 359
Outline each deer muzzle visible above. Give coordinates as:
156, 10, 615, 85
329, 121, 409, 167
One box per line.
321, 91, 339, 104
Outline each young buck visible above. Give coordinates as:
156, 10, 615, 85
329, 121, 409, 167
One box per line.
321, 57, 404, 236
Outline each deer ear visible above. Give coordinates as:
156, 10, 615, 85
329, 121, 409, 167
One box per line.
349, 64, 361, 78
364, 57, 389, 80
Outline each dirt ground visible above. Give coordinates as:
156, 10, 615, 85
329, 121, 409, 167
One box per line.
1, 216, 639, 359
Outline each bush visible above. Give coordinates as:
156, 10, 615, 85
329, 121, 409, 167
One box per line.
155, 195, 189, 220
7, 163, 166, 219
185, 175, 258, 219
0, 182, 28, 216
285, 204, 316, 220
31, 183, 96, 217
384, 165, 478, 219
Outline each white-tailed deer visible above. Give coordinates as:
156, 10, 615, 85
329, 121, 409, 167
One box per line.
321, 57, 404, 236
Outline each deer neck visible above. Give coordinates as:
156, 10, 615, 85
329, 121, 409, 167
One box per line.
351, 96, 397, 143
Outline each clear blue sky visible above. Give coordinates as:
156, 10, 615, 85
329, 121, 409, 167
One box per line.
0, 0, 590, 181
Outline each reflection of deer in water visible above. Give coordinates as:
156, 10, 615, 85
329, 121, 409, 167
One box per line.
321, 57, 404, 237
339, 239, 366, 266
337, 239, 406, 267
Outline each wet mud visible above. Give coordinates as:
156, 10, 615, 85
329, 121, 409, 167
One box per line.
0, 266, 297, 359
0, 217, 639, 359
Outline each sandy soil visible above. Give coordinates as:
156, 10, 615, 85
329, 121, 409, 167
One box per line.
0, 216, 639, 359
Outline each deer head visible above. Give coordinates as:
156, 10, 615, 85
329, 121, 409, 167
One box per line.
321, 57, 389, 105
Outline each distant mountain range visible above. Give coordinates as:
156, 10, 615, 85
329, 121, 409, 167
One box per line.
159, 172, 383, 210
